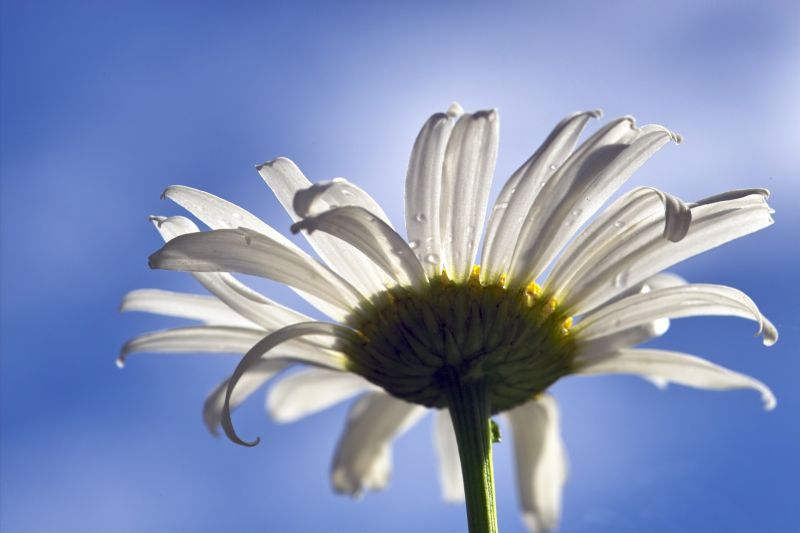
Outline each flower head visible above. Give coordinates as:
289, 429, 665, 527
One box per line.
122, 104, 776, 532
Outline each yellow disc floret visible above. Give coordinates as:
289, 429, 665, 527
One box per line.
343, 266, 576, 413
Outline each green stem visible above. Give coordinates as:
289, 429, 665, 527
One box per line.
444, 371, 498, 533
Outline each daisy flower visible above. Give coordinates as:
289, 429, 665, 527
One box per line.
121, 104, 777, 533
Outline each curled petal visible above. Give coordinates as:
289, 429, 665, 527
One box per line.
546, 187, 691, 299
221, 322, 354, 447
563, 190, 774, 314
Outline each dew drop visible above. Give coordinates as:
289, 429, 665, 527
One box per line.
613, 220, 625, 228
408, 240, 420, 249
571, 208, 582, 218
115, 356, 126, 369
549, 164, 558, 171
415, 212, 427, 223
425, 253, 440, 264
613, 270, 630, 289
340, 188, 353, 197
493, 202, 509, 210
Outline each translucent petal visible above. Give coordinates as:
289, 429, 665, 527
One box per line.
481, 110, 600, 284
332, 392, 425, 495
292, 205, 427, 290
267, 368, 374, 423
507, 395, 568, 533
440, 110, 499, 282
573, 348, 776, 410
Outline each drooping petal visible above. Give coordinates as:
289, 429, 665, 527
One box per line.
578, 284, 778, 346
509, 120, 680, 287
331, 392, 426, 496
546, 187, 691, 299
118, 325, 266, 367
150, 215, 322, 326
120, 288, 253, 327
405, 107, 462, 278
203, 359, 290, 435
267, 368, 375, 423
433, 409, 465, 502
563, 190, 773, 314
221, 322, 355, 446
440, 109, 499, 282
292, 205, 427, 290
573, 348, 776, 410
149, 227, 364, 316
480, 110, 600, 284
257, 158, 391, 295
507, 395, 568, 533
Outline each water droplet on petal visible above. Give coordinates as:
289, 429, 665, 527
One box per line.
415, 213, 427, 223
408, 240, 420, 249
340, 188, 353, 197
549, 164, 558, 171
425, 254, 440, 264
493, 202, 509, 210
231, 212, 243, 220
613, 270, 630, 289
115, 357, 126, 369
614, 220, 625, 228
571, 209, 582, 218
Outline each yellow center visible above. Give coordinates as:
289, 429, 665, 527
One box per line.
343, 267, 576, 413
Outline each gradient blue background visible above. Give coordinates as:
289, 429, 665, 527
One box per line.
2, 1, 798, 532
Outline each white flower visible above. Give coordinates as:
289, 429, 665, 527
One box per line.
122, 104, 777, 532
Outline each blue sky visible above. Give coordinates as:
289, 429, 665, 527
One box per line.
1, 1, 798, 532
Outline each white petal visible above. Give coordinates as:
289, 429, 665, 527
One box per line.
203, 359, 290, 435
405, 109, 461, 278
578, 284, 778, 346
480, 110, 600, 284
149, 227, 364, 317
440, 110, 499, 282
221, 322, 355, 446
118, 325, 265, 367
292, 206, 427, 290
573, 348, 776, 410
433, 410, 465, 502
150, 215, 320, 326
507, 395, 568, 533
267, 368, 374, 423
293, 178, 392, 224
257, 158, 391, 296
509, 120, 678, 287
332, 392, 426, 495
120, 289, 253, 327
546, 187, 691, 298
578, 318, 670, 356
162, 185, 296, 247
564, 190, 774, 314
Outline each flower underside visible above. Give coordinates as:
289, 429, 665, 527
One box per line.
343, 267, 577, 413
